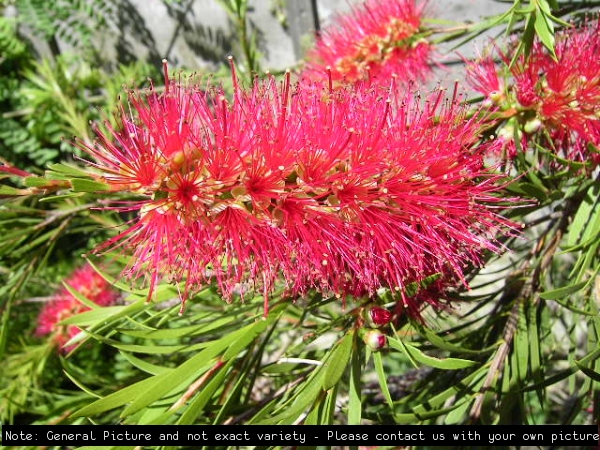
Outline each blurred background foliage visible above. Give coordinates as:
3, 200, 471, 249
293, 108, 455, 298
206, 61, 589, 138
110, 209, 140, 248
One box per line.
0, 0, 598, 443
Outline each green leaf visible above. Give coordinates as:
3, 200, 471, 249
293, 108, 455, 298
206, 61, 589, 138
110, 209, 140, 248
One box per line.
122, 320, 268, 417
348, 347, 362, 425
71, 178, 111, 192
23, 176, 51, 187
118, 351, 171, 376
523, 346, 600, 391
46, 162, 92, 178
575, 362, 600, 382
539, 279, 589, 300
60, 301, 146, 327
405, 273, 442, 297
0, 185, 27, 195
373, 351, 394, 412
567, 184, 600, 247
39, 192, 85, 202
221, 318, 269, 361
505, 181, 548, 202
176, 359, 234, 425
443, 399, 473, 424
119, 317, 234, 340
388, 338, 477, 370
413, 322, 488, 355
256, 368, 326, 424
323, 331, 353, 390
412, 367, 487, 414
73, 375, 165, 417
514, 304, 529, 382
533, 8, 555, 57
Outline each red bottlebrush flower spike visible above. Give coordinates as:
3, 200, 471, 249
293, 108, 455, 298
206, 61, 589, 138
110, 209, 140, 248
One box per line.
467, 19, 600, 166
36, 264, 118, 352
303, 0, 433, 86
77, 60, 515, 319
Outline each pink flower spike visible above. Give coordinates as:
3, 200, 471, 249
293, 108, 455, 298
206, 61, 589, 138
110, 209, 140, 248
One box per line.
36, 264, 118, 352
469, 18, 600, 166
303, 0, 433, 86
77, 63, 517, 320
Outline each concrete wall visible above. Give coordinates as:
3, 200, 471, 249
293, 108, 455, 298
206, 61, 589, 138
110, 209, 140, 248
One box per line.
18, 0, 534, 91
48, 1, 511, 75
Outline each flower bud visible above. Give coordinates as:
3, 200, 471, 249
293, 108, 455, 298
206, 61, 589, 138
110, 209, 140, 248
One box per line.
362, 329, 387, 351
489, 90, 504, 105
523, 118, 542, 134
365, 306, 392, 328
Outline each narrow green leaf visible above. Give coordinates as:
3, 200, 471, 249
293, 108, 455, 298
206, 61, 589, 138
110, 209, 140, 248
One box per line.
119, 317, 233, 340
60, 305, 130, 326
323, 383, 338, 424
575, 362, 600, 382
387, 335, 419, 368
303, 391, 325, 425
413, 367, 487, 413
122, 321, 267, 416
110, 343, 194, 354
539, 280, 589, 300
527, 303, 543, 401
23, 176, 52, 187
47, 162, 92, 178
256, 368, 326, 424
550, 292, 597, 316
73, 375, 167, 417
39, 192, 85, 202
373, 351, 394, 411
71, 178, 111, 192
62, 370, 102, 399
567, 185, 599, 247
221, 318, 270, 361
118, 351, 171, 376
0, 185, 28, 195
388, 338, 477, 370
323, 331, 353, 390
413, 323, 487, 355
506, 181, 547, 201
523, 346, 600, 391
348, 347, 362, 425
443, 399, 472, 424
514, 304, 529, 382
533, 9, 555, 56
176, 359, 233, 425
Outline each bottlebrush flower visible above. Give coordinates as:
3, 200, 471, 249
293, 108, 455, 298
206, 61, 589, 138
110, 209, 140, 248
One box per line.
303, 0, 432, 86
36, 264, 118, 351
76, 61, 514, 318
467, 19, 600, 166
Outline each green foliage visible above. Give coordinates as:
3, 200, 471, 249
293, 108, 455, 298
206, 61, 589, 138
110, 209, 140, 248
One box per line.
216, 0, 261, 76
11, 0, 116, 52
0, 16, 28, 60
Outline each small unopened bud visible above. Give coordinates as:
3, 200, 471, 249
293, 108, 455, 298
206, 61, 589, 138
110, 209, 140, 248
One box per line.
366, 306, 392, 328
361, 329, 387, 351
523, 118, 542, 134
489, 90, 504, 105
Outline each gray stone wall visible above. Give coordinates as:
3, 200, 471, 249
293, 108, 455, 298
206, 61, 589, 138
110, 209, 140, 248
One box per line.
45, 0, 512, 76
